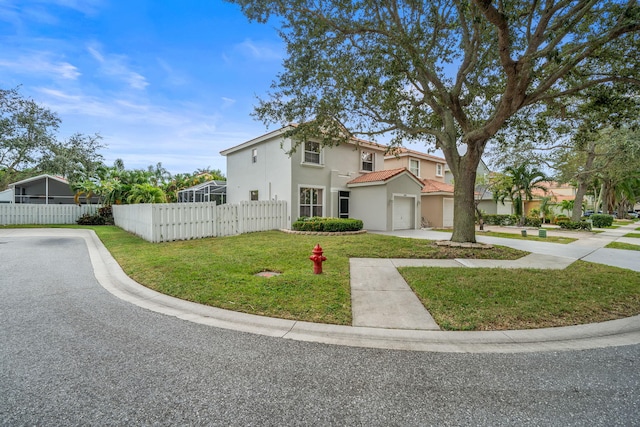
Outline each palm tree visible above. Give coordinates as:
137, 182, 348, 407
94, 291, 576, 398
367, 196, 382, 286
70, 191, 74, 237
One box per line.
559, 199, 575, 217
493, 163, 549, 225
71, 180, 97, 205
127, 183, 167, 204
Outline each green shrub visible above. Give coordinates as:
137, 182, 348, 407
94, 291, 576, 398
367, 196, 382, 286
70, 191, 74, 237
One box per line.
292, 217, 364, 232
591, 214, 614, 228
76, 213, 107, 225
524, 217, 542, 228
482, 214, 519, 226
76, 206, 115, 226
559, 220, 592, 231
554, 215, 570, 225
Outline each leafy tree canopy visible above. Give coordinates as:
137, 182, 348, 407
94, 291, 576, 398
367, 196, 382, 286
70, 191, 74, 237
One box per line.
1, 86, 104, 189
228, 0, 640, 242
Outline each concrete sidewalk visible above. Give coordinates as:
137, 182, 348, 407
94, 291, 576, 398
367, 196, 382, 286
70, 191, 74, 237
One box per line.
1, 227, 639, 354
375, 222, 640, 272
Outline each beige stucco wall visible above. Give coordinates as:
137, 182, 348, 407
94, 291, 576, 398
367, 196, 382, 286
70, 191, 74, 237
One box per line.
421, 195, 445, 228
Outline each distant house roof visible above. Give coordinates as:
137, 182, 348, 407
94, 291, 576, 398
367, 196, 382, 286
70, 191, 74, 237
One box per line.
8, 174, 68, 187
421, 179, 454, 195
385, 147, 447, 163
347, 167, 423, 188
220, 124, 387, 156
531, 187, 575, 202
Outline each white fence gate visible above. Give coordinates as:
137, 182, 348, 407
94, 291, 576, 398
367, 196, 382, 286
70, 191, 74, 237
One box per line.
0, 204, 100, 225
113, 201, 288, 243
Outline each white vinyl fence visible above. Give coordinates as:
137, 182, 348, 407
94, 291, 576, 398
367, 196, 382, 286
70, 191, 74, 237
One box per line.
0, 204, 100, 225
113, 201, 288, 243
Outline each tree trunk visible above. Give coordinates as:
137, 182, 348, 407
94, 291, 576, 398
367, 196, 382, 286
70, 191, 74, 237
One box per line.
449, 154, 480, 243
572, 145, 596, 221
572, 180, 588, 221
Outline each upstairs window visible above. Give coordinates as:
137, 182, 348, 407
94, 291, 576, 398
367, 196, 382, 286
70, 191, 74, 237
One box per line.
304, 141, 321, 164
436, 163, 443, 176
250, 190, 259, 201
409, 159, 420, 177
361, 151, 374, 171
252, 148, 257, 163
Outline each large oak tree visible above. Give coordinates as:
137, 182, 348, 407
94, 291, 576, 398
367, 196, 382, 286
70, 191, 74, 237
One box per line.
228, 0, 639, 242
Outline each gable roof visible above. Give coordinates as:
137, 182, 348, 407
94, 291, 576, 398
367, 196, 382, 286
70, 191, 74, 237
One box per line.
347, 167, 423, 188
8, 174, 68, 187
385, 147, 446, 163
220, 124, 387, 156
421, 179, 454, 194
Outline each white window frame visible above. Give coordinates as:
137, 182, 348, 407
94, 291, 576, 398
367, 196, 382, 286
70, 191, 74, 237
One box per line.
298, 185, 325, 218
409, 158, 420, 177
361, 150, 374, 172
436, 163, 444, 177
303, 141, 322, 165
252, 148, 257, 163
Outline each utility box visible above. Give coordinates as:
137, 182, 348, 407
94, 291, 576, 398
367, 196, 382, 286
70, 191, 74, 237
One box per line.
538, 229, 547, 238
521, 230, 527, 237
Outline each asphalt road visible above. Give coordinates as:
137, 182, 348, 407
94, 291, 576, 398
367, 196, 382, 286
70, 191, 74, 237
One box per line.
1, 235, 639, 426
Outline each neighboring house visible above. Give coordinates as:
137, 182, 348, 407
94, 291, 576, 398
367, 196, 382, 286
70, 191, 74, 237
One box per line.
385, 147, 447, 182
526, 181, 578, 217
383, 147, 454, 228
7, 174, 97, 205
220, 126, 423, 231
0, 188, 13, 203
420, 179, 456, 228
177, 180, 227, 204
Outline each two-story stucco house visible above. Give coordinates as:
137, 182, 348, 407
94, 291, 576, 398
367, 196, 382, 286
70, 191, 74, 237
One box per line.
220, 126, 423, 231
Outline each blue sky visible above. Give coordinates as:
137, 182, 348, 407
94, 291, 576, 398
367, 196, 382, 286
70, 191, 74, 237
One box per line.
0, 0, 287, 175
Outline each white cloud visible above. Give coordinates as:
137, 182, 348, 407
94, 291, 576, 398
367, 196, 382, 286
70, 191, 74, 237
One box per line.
0, 52, 80, 80
49, 0, 104, 16
221, 97, 236, 108
87, 43, 149, 90
157, 58, 188, 86
234, 38, 283, 61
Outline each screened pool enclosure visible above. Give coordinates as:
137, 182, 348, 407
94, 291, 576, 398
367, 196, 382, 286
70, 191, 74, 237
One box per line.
177, 180, 227, 204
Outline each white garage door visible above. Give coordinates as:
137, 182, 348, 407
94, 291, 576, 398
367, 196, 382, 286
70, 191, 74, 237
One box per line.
393, 197, 414, 230
443, 198, 454, 227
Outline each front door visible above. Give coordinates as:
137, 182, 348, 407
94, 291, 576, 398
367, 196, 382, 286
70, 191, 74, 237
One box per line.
339, 191, 349, 218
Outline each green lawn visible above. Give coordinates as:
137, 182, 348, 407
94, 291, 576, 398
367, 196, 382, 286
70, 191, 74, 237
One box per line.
399, 262, 640, 330
625, 233, 640, 238
90, 226, 525, 326
477, 230, 577, 244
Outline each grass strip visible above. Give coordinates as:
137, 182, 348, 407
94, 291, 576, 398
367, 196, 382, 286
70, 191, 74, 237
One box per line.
624, 233, 640, 238
606, 242, 640, 252
399, 261, 640, 331
477, 230, 576, 244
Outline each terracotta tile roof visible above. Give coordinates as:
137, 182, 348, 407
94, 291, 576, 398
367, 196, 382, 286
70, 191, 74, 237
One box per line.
421, 179, 454, 194
347, 168, 407, 184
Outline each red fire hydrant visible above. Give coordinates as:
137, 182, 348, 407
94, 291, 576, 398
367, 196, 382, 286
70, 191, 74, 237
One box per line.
309, 244, 327, 274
